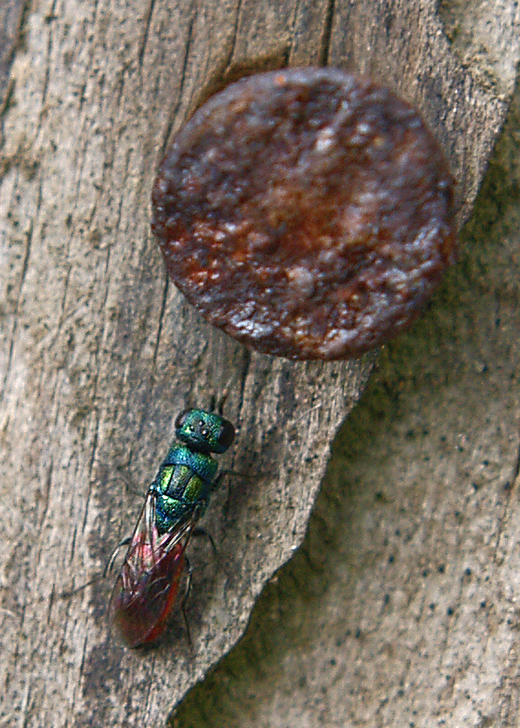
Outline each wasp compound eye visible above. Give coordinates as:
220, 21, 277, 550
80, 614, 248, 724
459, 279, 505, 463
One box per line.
151, 67, 456, 360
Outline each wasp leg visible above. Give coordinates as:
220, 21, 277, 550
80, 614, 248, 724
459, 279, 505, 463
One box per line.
191, 527, 236, 582
103, 535, 132, 577
60, 575, 104, 599
192, 527, 218, 557
209, 469, 231, 494
181, 557, 193, 646
113, 466, 142, 497
61, 535, 133, 598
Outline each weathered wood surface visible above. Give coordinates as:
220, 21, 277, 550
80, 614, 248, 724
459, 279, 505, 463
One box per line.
0, 1, 515, 727
175, 75, 520, 728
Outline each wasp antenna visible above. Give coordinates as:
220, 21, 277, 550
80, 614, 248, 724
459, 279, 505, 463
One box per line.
216, 387, 230, 414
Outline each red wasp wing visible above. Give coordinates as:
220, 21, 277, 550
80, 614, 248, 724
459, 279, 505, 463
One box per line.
109, 544, 186, 647
108, 491, 195, 648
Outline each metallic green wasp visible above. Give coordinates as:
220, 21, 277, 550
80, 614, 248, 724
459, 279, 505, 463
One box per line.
109, 408, 235, 647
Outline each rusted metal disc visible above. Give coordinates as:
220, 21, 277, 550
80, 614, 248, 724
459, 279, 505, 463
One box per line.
152, 68, 456, 359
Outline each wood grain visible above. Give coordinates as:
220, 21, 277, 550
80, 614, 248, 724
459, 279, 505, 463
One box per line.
0, 0, 25, 112
0, 0, 513, 726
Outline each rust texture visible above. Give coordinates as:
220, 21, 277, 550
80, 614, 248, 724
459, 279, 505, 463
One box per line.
152, 68, 456, 359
